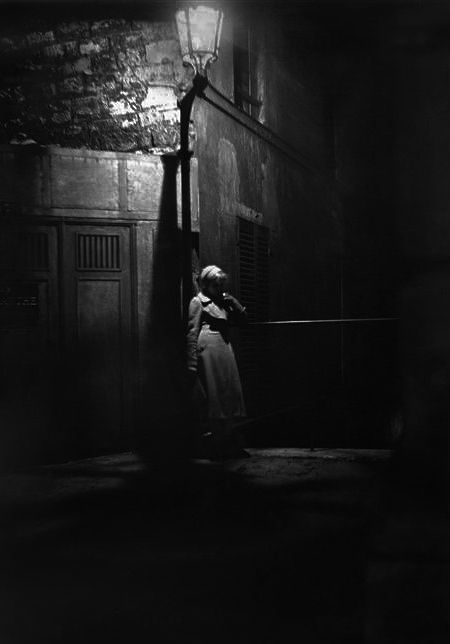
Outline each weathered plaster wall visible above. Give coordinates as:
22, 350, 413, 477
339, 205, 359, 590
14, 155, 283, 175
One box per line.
194, 5, 340, 319
191, 5, 342, 437
194, 95, 343, 432
196, 102, 340, 319
191, 2, 398, 445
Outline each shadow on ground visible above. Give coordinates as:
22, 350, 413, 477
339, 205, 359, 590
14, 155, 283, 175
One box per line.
0, 449, 391, 643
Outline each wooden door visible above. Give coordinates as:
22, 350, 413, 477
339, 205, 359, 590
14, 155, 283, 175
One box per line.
0, 223, 59, 465
62, 224, 134, 453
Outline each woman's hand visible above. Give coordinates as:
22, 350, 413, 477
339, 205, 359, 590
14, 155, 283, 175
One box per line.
222, 293, 248, 326
223, 293, 246, 314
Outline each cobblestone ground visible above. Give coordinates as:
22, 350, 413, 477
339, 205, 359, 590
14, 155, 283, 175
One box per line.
0, 448, 434, 644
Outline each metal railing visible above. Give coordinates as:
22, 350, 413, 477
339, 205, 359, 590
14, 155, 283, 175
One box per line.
250, 317, 398, 325
238, 317, 399, 448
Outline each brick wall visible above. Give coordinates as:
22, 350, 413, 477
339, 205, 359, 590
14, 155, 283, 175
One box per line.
0, 9, 191, 152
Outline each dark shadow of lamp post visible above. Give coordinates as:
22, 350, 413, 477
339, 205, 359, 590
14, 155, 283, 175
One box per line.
175, 3, 224, 321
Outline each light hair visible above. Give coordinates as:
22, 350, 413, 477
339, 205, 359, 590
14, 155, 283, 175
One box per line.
199, 265, 228, 290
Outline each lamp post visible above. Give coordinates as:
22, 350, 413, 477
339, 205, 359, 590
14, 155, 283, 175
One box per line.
175, 3, 224, 321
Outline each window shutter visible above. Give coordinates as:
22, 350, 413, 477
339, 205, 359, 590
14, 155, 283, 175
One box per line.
237, 217, 269, 323
237, 217, 270, 414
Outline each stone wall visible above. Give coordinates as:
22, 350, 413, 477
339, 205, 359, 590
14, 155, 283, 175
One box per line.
0, 5, 191, 152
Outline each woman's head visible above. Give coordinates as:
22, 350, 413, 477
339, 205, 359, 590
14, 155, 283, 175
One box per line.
199, 265, 228, 299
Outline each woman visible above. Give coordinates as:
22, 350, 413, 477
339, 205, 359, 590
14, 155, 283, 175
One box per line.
186, 265, 249, 459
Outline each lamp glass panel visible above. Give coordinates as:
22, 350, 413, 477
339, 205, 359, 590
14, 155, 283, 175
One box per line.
175, 8, 190, 56
215, 11, 224, 51
188, 6, 220, 54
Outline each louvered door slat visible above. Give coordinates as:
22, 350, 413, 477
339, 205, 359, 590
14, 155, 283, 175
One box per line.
237, 217, 270, 414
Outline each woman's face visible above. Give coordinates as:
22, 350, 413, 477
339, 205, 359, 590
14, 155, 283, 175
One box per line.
205, 278, 226, 300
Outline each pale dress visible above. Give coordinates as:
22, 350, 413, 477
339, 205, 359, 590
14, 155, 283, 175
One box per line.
186, 292, 246, 420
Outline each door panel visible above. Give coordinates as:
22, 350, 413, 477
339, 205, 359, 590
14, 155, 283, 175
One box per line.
0, 224, 59, 466
77, 279, 123, 439
63, 224, 133, 452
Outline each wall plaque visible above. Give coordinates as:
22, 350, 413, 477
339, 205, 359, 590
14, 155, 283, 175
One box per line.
0, 284, 39, 328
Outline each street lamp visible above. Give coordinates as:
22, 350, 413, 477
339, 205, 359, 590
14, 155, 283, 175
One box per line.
175, 3, 224, 321
175, 3, 224, 76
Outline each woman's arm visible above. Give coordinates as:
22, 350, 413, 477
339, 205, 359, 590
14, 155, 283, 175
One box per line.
223, 293, 248, 326
186, 296, 203, 372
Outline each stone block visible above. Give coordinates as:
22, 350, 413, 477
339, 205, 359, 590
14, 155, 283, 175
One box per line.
50, 153, 120, 210
84, 77, 103, 97
143, 61, 176, 84
125, 33, 144, 50
58, 76, 84, 96
64, 125, 83, 137
126, 49, 143, 67
43, 83, 57, 99
145, 39, 179, 65
131, 21, 151, 32
26, 31, 54, 47
72, 96, 101, 117
91, 19, 130, 35
19, 60, 43, 73
43, 43, 65, 58
73, 57, 92, 74
56, 22, 90, 40
90, 52, 118, 74
98, 79, 117, 97
79, 39, 109, 56
89, 124, 136, 152
64, 41, 79, 57
119, 113, 139, 130
0, 150, 45, 205
151, 122, 179, 149
51, 110, 71, 124
132, 67, 152, 84
148, 22, 176, 41
126, 157, 165, 212
0, 36, 24, 53
62, 62, 75, 77
116, 51, 127, 65
109, 99, 131, 117
141, 86, 178, 114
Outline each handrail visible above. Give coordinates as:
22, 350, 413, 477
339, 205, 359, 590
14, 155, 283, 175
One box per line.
249, 317, 398, 325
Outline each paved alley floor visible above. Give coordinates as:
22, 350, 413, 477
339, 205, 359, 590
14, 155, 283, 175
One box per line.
0, 447, 428, 644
